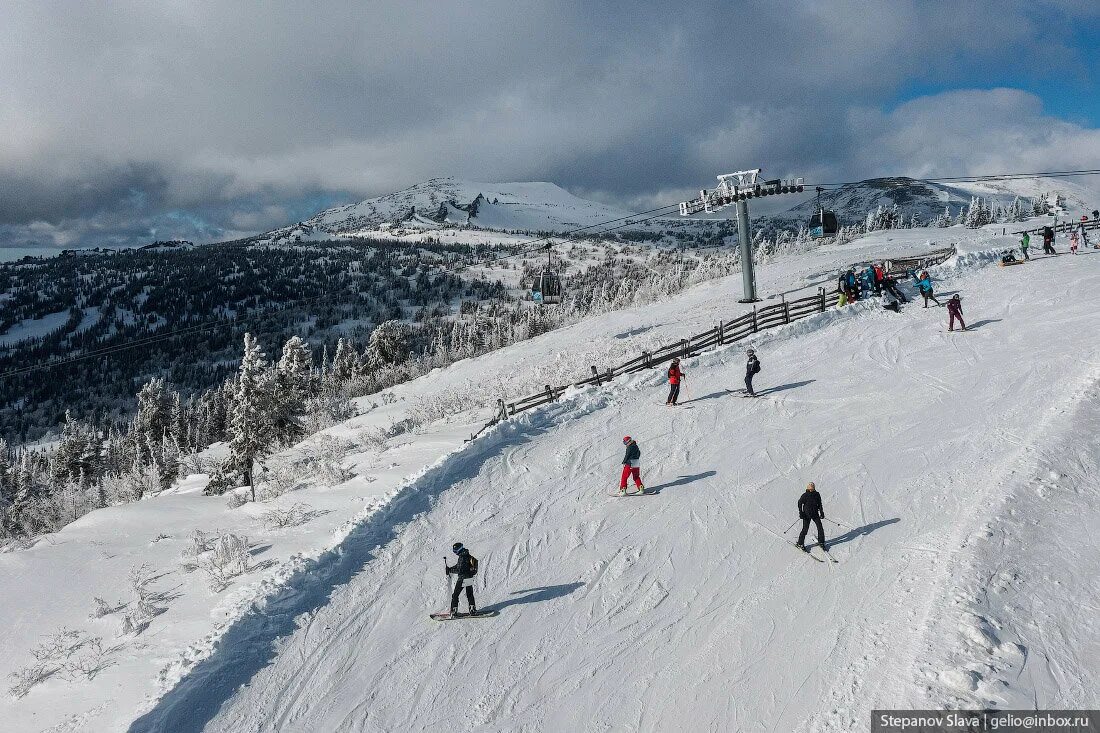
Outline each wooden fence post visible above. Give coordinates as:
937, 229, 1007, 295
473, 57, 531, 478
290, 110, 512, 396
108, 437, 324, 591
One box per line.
752, 305, 758, 332
591, 365, 601, 386
782, 295, 790, 324
680, 338, 689, 356
497, 398, 506, 420
643, 351, 651, 369
819, 286, 825, 312
717, 320, 724, 345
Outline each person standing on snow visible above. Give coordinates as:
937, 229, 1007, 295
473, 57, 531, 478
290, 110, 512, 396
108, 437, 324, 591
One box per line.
861, 266, 875, 298
666, 357, 685, 406
912, 270, 941, 308
845, 269, 859, 301
836, 272, 849, 307
745, 348, 761, 397
619, 436, 644, 494
883, 272, 908, 303
1070, 230, 1080, 255
1020, 233, 1030, 261
446, 542, 479, 616
947, 294, 966, 331
1042, 225, 1057, 255
873, 263, 886, 295
796, 482, 827, 551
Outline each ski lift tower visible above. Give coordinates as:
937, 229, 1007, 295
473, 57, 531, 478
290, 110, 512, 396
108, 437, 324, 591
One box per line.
679, 169, 804, 302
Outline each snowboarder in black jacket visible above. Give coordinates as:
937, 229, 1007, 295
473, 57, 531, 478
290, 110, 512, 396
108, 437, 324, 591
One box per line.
447, 542, 478, 615
745, 349, 761, 396
796, 482, 827, 551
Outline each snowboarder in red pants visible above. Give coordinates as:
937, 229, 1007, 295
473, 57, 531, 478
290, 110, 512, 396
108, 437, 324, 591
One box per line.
666, 358, 685, 405
947, 294, 966, 331
619, 436, 644, 494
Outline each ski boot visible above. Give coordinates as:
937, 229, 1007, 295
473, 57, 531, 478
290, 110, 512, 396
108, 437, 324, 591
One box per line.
636, 484, 646, 494
468, 605, 477, 616
795, 543, 807, 552
449, 607, 460, 618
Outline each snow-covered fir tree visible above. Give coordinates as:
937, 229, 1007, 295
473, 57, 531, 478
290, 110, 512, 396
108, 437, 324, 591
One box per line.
226, 333, 275, 499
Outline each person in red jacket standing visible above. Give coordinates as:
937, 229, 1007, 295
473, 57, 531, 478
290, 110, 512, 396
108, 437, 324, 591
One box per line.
666, 357, 685, 405
947, 294, 966, 331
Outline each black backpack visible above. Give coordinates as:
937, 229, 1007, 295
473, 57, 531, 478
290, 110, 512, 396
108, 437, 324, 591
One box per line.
467, 555, 479, 576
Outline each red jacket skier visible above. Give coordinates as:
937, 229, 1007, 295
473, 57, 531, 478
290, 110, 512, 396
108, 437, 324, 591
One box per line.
947, 295, 966, 331
666, 358, 685, 405
619, 436, 644, 494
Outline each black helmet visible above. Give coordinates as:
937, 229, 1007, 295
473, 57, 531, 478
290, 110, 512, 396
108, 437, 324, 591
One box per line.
452, 542, 465, 554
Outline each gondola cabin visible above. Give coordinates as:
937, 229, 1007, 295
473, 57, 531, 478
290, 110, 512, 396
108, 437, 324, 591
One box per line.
532, 271, 562, 304
809, 209, 838, 239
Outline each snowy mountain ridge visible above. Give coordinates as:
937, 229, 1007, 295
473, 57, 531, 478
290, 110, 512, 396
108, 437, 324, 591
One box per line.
264, 174, 1099, 246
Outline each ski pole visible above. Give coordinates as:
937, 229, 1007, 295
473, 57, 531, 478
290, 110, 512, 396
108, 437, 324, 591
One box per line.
823, 517, 850, 529
782, 519, 798, 534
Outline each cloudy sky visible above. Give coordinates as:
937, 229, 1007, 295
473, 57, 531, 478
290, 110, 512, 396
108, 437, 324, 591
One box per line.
2, 0, 1099, 248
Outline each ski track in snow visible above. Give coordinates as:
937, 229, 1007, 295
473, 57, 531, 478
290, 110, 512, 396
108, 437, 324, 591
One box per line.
119, 246, 1100, 732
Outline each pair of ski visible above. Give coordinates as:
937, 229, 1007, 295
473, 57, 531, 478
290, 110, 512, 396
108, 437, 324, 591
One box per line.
792, 541, 838, 563
610, 487, 653, 497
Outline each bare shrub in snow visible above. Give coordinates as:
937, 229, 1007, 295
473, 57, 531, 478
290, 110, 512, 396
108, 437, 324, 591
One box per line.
358, 427, 389, 453
178, 450, 215, 476
301, 434, 353, 485
256, 459, 308, 500
8, 627, 115, 697
407, 392, 474, 427
181, 528, 213, 559
89, 596, 124, 619
225, 490, 249, 509
258, 502, 314, 530
8, 661, 55, 698
120, 563, 167, 634
184, 532, 252, 592
302, 385, 356, 434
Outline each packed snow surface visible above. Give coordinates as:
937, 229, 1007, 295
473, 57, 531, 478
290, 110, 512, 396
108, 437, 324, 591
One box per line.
4, 222, 1100, 732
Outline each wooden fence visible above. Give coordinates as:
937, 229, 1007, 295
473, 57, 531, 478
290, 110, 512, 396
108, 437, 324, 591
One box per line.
1016, 217, 1100, 237
467, 244, 960, 441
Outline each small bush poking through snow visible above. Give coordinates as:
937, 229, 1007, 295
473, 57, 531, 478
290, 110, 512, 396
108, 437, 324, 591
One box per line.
258, 502, 315, 531
358, 427, 389, 453
89, 596, 123, 619
225, 491, 249, 509
256, 459, 308, 500
181, 529, 213, 558
8, 627, 116, 698
182, 532, 253, 592
302, 434, 353, 486
120, 563, 167, 635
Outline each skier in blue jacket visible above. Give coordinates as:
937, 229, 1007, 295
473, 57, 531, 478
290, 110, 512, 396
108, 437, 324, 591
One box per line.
912, 270, 941, 308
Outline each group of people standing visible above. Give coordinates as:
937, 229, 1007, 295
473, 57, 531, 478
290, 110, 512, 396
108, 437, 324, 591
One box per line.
836, 263, 906, 306
1023, 220, 1098, 259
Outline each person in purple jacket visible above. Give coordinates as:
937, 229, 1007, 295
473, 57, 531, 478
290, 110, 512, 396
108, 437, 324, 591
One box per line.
947, 294, 966, 331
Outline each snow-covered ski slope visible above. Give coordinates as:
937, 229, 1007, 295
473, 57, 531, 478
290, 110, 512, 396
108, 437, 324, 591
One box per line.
119, 228, 1100, 732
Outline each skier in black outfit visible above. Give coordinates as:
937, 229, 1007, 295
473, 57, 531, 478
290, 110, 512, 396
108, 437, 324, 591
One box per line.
745, 349, 761, 396
447, 542, 478, 615
796, 482, 827, 551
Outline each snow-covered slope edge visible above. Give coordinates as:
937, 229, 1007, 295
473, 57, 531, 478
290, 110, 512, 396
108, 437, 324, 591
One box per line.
908, 357, 1100, 709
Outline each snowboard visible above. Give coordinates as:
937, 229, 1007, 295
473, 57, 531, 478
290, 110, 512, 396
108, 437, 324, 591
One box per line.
430, 610, 500, 621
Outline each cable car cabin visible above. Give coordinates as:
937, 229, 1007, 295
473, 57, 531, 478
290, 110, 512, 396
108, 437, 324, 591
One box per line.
532, 271, 562, 304
808, 209, 839, 238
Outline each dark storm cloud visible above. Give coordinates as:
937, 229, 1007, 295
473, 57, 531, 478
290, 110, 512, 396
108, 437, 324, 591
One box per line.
1, 0, 1099, 247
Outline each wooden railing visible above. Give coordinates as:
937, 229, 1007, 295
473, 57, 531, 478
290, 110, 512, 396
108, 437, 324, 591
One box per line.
1016, 218, 1100, 237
